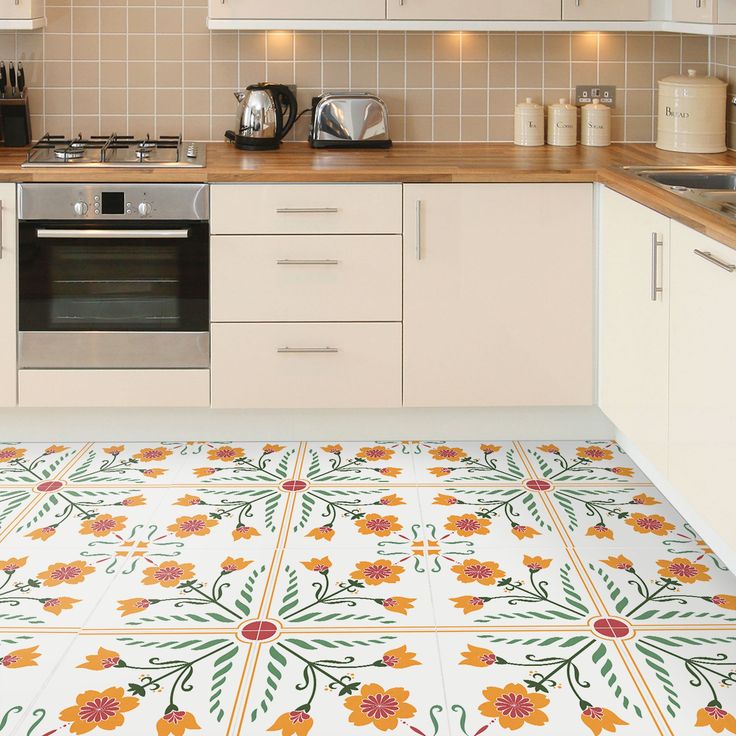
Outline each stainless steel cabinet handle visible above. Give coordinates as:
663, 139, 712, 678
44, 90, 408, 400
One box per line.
651, 232, 664, 301
276, 259, 339, 265
576, 0, 581, 6
694, 249, 736, 273
415, 200, 422, 261
277, 347, 339, 354
696, 0, 703, 7
37, 229, 190, 239
275, 207, 339, 214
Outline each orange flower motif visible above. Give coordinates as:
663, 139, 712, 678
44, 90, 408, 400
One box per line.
0, 556, 27, 572
587, 524, 614, 540
451, 596, 486, 614
142, 561, 195, 588
167, 514, 218, 538
43, 597, 80, 615
580, 706, 628, 735
120, 495, 145, 507
26, 526, 56, 541
452, 559, 505, 586
538, 444, 560, 454
511, 525, 540, 540
306, 525, 335, 541
381, 597, 415, 615
626, 513, 675, 537
103, 445, 124, 455
44, 444, 69, 454
523, 555, 551, 571
302, 557, 332, 573
480, 444, 502, 454
631, 493, 660, 506
429, 467, 452, 478
156, 710, 201, 736
602, 555, 634, 570
656, 557, 711, 585
381, 645, 420, 669
460, 644, 497, 668
38, 560, 95, 587
356, 446, 395, 461
268, 710, 313, 736
321, 444, 343, 454
175, 494, 202, 506
141, 468, 166, 478
479, 682, 549, 730
429, 446, 467, 462
59, 686, 139, 734
445, 514, 491, 538
1, 645, 40, 668
117, 598, 151, 616
355, 514, 403, 537
434, 493, 459, 505
376, 467, 402, 478
352, 559, 404, 586
611, 467, 635, 477
79, 514, 126, 538
193, 467, 216, 477
262, 444, 285, 454
576, 445, 615, 461
0, 447, 26, 462
378, 494, 405, 506
711, 595, 736, 611
221, 556, 251, 572
232, 525, 260, 541
695, 705, 736, 733
78, 647, 121, 671
133, 447, 172, 463
344, 683, 416, 732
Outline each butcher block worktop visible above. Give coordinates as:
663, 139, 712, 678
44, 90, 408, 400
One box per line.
2, 142, 736, 248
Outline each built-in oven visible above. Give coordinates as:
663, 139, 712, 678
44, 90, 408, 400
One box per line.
18, 183, 209, 369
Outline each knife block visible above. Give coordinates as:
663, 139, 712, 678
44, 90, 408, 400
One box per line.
0, 97, 31, 147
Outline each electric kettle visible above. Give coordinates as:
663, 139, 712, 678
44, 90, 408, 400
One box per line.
225, 83, 298, 151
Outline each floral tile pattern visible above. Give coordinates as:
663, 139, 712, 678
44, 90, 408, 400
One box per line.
1, 439, 734, 736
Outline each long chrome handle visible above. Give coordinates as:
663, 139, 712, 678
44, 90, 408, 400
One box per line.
276, 259, 339, 266
651, 232, 663, 301
694, 249, 736, 273
36, 229, 190, 239
415, 200, 422, 261
277, 347, 339, 354
276, 208, 339, 214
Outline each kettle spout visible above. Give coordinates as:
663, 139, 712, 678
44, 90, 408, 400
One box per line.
233, 90, 246, 103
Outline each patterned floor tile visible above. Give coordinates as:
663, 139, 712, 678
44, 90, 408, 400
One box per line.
301, 442, 417, 484
0, 488, 33, 536
412, 442, 529, 484
0, 443, 85, 485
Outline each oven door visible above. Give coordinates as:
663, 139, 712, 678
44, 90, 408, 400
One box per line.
18, 221, 210, 369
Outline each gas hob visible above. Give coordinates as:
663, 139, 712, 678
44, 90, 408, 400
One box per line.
22, 133, 206, 168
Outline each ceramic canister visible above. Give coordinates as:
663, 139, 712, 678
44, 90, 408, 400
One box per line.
657, 69, 727, 153
514, 97, 544, 146
547, 98, 578, 146
581, 98, 611, 147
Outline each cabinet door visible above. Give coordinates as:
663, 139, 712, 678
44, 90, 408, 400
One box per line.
210, 0, 385, 20
387, 0, 560, 20
668, 223, 736, 546
403, 184, 593, 407
599, 189, 670, 473
562, 0, 649, 20
0, 184, 16, 407
671, 0, 717, 22
0, 0, 43, 19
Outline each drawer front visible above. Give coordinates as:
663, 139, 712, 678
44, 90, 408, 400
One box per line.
211, 323, 401, 408
209, 0, 386, 19
19, 370, 210, 408
211, 235, 402, 322
210, 184, 403, 235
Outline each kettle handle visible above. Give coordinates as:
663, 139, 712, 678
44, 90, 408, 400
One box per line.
272, 84, 298, 140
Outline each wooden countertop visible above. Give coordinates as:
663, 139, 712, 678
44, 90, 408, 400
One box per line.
2, 142, 736, 248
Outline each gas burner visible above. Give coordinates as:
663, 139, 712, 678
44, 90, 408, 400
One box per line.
54, 142, 86, 161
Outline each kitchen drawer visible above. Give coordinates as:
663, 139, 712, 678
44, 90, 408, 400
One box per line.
210, 184, 402, 235
18, 370, 210, 407
211, 323, 401, 408
211, 235, 402, 322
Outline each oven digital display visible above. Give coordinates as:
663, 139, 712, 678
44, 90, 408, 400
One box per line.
101, 192, 125, 215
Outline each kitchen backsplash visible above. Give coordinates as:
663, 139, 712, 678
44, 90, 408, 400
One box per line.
710, 36, 736, 150
0, 6, 712, 143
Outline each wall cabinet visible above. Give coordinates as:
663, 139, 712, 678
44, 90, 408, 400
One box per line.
209, 0, 385, 20
671, 0, 736, 22
668, 222, 736, 546
563, 0, 650, 20
599, 189, 670, 474
386, 0, 560, 20
0, 184, 15, 407
403, 183, 594, 407
0, 0, 44, 26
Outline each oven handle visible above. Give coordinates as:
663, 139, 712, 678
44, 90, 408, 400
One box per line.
35, 228, 191, 239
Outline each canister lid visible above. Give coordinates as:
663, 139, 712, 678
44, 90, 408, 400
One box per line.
583, 97, 609, 109
516, 97, 543, 109
548, 97, 576, 110
659, 68, 726, 87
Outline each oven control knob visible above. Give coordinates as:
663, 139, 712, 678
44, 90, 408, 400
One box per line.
73, 201, 88, 216
138, 202, 152, 217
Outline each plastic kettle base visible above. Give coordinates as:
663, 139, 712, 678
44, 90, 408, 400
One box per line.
225, 130, 282, 150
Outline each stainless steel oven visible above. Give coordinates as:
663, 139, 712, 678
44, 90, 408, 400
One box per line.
18, 183, 209, 369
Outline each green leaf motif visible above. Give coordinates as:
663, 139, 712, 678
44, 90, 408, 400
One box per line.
293, 493, 316, 532
250, 645, 286, 722
636, 640, 680, 718
0, 490, 31, 531
210, 644, 239, 723
236, 565, 264, 617
559, 563, 589, 615
521, 492, 552, 531
278, 566, 299, 617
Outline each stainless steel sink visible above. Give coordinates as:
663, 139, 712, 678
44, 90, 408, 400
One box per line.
638, 170, 736, 190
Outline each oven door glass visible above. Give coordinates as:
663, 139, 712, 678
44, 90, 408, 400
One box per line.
19, 222, 209, 332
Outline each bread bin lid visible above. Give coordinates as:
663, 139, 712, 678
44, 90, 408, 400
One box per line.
659, 69, 726, 88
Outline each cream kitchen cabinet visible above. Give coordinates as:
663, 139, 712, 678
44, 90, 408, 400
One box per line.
209, 0, 385, 20
599, 189, 670, 474
0, 184, 16, 407
386, 0, 560, 20
671, 0, 736, 22
668, 222, 736, 546
403, 184, 594, 407
0, 0, 44, 26
562, 0, 649, 20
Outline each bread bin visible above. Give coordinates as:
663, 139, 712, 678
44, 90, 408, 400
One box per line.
656, 69, 727, 153
547, 98, 577, 146
514, 97, 544, 147
581, 98, 611, 147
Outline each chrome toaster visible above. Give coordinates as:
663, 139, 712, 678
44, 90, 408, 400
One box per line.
309, 92, 392, 149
